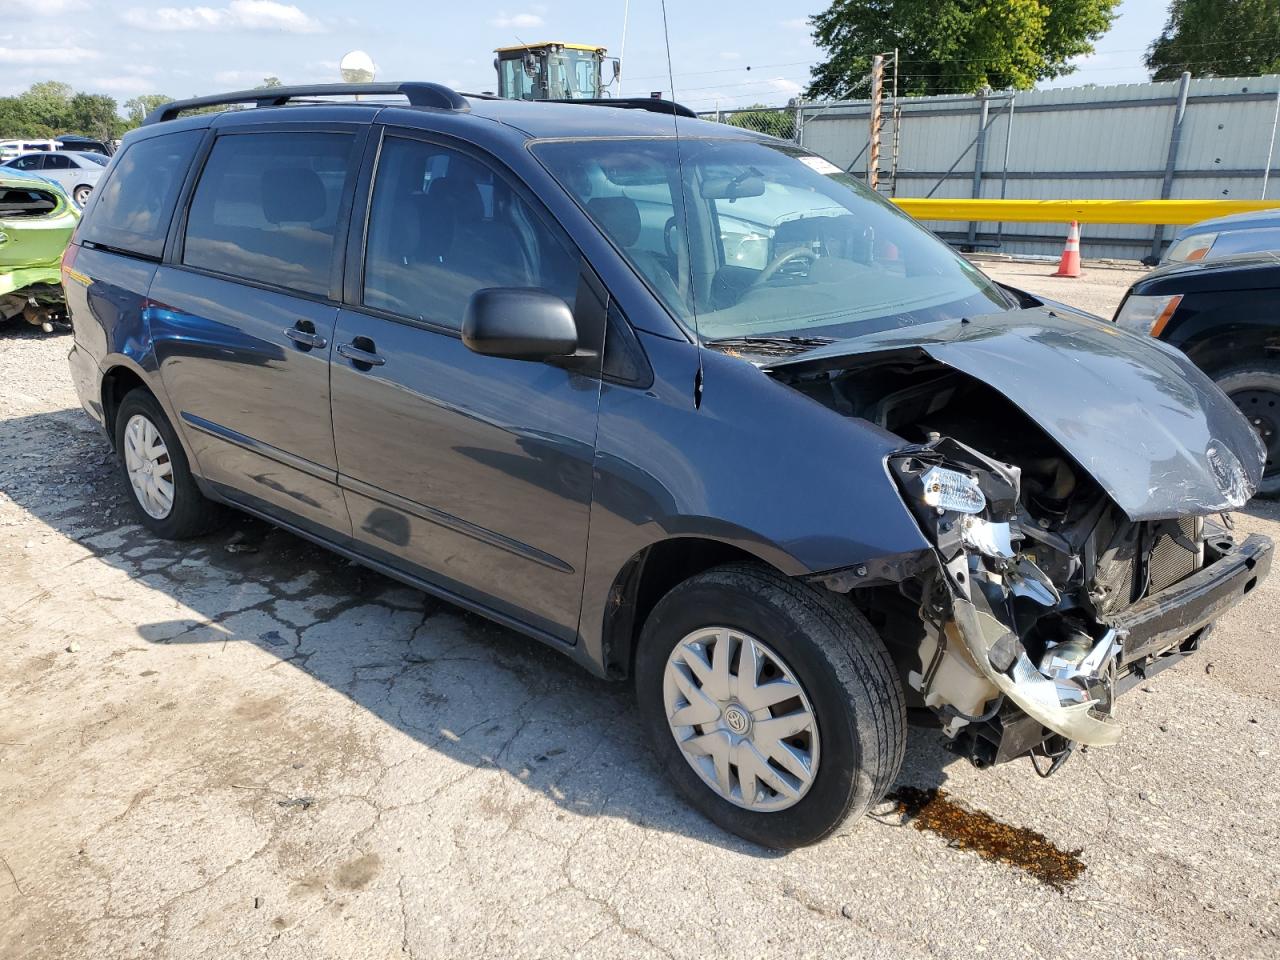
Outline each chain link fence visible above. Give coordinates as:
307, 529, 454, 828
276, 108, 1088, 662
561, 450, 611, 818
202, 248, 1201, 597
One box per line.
698, 106, 796, 141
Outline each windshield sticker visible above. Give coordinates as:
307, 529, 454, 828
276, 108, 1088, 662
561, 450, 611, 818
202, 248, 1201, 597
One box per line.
798, 155, 843, 176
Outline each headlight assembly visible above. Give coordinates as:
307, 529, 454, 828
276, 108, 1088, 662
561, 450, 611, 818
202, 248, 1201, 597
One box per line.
1164, 231, 1218, 264
920, 465, 987, 514
1113, 293, 1183, 337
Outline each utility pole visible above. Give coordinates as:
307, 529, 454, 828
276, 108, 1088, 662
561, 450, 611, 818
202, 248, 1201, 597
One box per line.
889, 48, 901, 196
868, 54, 884, 190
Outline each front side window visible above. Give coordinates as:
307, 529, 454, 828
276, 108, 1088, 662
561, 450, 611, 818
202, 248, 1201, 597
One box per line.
362, 137, 578, 329
81, 129, 202, 259
533, 137, 1011, 341
11, 155, 42, 171
182, 131, 355, 297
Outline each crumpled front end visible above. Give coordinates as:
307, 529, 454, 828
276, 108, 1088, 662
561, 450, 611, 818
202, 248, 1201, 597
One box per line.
769, 315, 1274, 769
875, 435, 1271, 765
0, 170, 78, 331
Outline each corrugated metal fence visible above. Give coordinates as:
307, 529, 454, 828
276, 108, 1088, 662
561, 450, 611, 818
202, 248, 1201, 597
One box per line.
714, 75, 1280, 261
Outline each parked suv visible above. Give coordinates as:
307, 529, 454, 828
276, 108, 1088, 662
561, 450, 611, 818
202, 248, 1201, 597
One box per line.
65, 83, 1271, 848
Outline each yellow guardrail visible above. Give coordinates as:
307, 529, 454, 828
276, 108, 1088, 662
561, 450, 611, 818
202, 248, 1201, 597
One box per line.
891, 198, 1280, 226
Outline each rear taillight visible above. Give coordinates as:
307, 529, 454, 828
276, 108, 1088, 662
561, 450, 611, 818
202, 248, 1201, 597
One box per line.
60, 242, 79, 283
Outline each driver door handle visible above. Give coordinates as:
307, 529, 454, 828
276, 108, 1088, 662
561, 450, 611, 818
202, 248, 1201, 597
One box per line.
285, 320, 327, 350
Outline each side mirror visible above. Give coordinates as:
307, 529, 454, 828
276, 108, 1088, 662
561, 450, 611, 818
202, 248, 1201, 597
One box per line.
462, 288, 578, 361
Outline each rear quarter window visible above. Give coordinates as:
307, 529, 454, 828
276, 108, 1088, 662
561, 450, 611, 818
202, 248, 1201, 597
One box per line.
81, 130, 202, 259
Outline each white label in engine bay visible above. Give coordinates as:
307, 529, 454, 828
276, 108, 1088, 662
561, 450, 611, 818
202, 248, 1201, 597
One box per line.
798, 155, 843, 176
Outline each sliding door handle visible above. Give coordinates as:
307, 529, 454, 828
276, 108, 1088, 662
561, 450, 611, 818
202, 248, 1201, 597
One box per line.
338, 342, 386, 367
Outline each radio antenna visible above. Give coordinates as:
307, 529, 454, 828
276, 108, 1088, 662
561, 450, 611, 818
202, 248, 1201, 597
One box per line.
659, 0, 703, 407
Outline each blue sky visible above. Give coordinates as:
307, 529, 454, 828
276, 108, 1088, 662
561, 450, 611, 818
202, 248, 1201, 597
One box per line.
3, 0, 1172, 110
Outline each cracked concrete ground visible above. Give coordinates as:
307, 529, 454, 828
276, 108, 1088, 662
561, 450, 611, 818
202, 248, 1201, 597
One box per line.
2, 263, 1278, 960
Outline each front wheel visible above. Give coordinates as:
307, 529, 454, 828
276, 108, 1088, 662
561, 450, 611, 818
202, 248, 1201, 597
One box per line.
635, 562, 906, 849
1216, 363, 1280, 499
73, 183, 92, 207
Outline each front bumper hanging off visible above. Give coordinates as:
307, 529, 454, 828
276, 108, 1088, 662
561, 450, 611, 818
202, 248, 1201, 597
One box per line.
949, 531, 1271, 748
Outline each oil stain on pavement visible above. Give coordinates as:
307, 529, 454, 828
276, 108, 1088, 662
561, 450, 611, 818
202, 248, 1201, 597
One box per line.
889, 786, 1086, 891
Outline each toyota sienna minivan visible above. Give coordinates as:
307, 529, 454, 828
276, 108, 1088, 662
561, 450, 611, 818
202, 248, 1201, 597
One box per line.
64, 83, 1271, 848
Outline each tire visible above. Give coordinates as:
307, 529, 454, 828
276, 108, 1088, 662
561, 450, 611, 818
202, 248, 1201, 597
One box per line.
634, 562, 906, 849
1214, 364, 1280, 499
73, 183, 92, 207
114, 388, 225, 538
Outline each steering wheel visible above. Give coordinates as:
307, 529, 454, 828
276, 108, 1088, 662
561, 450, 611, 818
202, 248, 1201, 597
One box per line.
752, 248, 817, 287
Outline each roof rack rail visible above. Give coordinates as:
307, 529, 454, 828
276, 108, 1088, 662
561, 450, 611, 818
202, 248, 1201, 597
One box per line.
543, 97, 698, 119
142, 82, 469, 125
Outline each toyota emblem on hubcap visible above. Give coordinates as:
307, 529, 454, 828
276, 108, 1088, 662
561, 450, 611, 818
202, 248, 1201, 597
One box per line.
723, 704, 750, 735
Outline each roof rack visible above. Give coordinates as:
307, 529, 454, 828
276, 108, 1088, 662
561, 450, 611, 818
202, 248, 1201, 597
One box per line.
142, 82, 469, 125
543, 97, 698, 119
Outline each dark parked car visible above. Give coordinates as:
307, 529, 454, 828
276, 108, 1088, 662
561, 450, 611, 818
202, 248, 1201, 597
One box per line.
1114, 252, 1280, 497
1161, 209, 1280, 265
55, 134, 112, 156
64, 83, 1271, 848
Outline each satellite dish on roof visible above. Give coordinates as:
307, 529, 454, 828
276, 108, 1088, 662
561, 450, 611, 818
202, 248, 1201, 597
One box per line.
340, 50, 375, 84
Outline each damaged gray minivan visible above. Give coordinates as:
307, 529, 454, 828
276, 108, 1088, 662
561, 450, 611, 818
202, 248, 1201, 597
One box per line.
68, 88, 1272, 850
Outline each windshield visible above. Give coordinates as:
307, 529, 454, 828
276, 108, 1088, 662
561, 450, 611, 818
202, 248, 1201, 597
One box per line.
533, 137, 1011, 340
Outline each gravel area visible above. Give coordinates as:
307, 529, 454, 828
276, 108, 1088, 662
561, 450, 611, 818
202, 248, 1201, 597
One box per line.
2, 276, 1278, 960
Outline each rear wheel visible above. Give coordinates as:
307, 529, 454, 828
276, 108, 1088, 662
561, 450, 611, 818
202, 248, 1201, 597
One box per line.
635, 562, 906, 849
114, 389, 225, 538
1215, 364, 1280, 499
72, 183, 92, 207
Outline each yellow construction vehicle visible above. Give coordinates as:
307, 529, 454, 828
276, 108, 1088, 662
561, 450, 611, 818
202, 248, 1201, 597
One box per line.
494, 42, 619, 100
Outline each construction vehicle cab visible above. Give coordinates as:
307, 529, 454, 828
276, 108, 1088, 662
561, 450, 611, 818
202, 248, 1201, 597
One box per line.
494, 42, 617, 100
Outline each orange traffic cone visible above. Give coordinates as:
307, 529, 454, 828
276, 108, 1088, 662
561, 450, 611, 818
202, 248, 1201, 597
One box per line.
1054, 221, 1082, 277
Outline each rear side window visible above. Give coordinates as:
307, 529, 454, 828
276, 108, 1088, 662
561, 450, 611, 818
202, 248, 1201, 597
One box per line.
44, 154, 73, 170
362, 136, 578, 329
182, 132, 355, 297
81, 130, 202, 259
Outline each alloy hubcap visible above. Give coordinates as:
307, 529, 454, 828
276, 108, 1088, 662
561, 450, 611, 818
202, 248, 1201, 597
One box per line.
663, 627, 819, 812
123, 414, 175, 519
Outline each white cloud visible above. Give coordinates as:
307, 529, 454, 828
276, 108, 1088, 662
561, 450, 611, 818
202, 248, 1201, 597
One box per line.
780, 18, 808, 30
491, 11, 543, 29
88, 74, 158, 94
121, 0, 322, 33
0, 45, 101, 65
213, 68, 278, 85
13, 0, 89, 13
720, 52, 741, 61
768, 77, 802, 97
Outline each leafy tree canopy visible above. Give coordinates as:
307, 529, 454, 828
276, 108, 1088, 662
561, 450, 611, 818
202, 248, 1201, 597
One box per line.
807, 0, 1120, 99
1146, 0, 1280, 80
123, 94, 174, 127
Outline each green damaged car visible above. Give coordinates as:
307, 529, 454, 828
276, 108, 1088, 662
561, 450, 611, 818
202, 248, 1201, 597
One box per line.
1, 166, 79, 331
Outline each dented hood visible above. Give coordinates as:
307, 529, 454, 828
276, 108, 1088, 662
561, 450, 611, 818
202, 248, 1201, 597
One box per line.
765, 307, 1264, 520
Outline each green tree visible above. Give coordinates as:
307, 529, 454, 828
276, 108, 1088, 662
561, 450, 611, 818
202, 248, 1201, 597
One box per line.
1146, 0, 1280, 80
258, 76, 284, 88
67, 93, 124, 140
806, 0, 1120, 99
124, 94, 173, 127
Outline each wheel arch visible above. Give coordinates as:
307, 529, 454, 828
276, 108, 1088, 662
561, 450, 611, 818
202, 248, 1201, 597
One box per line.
598, 535, 794, 679
100, 359, 169, 450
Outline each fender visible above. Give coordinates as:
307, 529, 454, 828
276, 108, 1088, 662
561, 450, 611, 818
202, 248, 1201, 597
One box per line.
577, 331, 930, 672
